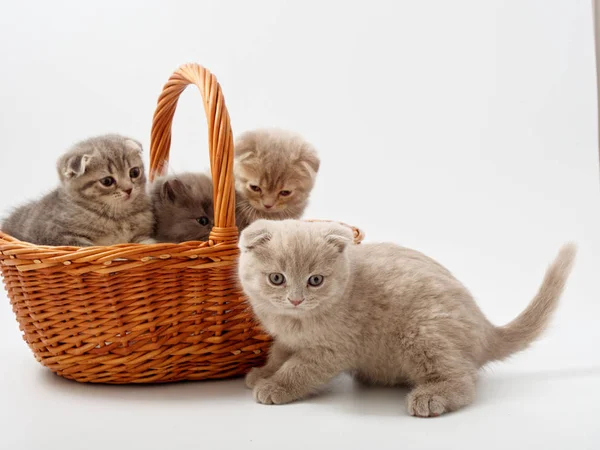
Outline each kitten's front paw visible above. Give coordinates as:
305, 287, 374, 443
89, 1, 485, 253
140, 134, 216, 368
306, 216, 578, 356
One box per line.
137, 238, 157, 244
252, 379, 295, 405
407, 391, 447, 418
245, 367, 271, 389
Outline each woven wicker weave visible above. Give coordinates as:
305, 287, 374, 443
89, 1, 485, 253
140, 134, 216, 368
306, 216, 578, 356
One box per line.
0, 63, 364, 384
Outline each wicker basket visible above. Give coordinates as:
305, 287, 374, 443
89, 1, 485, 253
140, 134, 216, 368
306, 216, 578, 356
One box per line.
0, 63, 364, 383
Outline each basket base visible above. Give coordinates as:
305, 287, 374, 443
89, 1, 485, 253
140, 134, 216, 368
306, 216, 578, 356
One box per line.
38, 352, 268, 384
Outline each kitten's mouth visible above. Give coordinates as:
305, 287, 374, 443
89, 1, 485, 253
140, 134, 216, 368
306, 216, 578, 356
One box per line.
251, 202, 279, 213
261, 205, 283, 213
277, 302, 317, 314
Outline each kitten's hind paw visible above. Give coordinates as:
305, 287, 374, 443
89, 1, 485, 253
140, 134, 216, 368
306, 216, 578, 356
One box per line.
252, 379, 295, 405
406, 375, 476, 417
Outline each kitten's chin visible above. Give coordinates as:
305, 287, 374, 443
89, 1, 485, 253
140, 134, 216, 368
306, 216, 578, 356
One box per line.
101, 196, 140, 218
260, 205, 295, 216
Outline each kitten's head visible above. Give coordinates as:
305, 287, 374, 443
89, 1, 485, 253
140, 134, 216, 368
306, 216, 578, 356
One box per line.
57, 134, 147, 216
238, 220, 353, 316
234, 129, 320, 216
150, 172, 214, 243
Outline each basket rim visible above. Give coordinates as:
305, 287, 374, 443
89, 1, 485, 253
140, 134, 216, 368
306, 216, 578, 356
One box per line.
0, 220, 364, 253
0, 220, 364, 273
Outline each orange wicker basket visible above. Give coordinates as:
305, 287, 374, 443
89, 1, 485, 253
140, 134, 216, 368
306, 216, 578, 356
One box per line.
0, 63, 364, 383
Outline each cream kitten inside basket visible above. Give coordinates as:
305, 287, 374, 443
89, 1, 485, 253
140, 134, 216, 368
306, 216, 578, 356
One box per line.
238, 220, 576, 417
234, 128, 320, 231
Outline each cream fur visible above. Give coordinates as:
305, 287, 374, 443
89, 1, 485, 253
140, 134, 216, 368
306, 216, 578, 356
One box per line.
234, 129, 320, 230
238, 220, 576, 417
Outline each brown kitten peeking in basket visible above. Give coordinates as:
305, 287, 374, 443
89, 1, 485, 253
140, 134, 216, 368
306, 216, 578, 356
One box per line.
150, 172, 214, 242
150, 129, 321, 243
238, 220, 576, 417
234, 129, 320, 231
0, 134, 154, 246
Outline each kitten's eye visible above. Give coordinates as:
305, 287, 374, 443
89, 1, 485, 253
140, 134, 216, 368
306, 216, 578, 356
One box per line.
196, 216, 210, 226
129, 167, 141, 179
268, 273, 286, 286
308, 275, 324, 287
100, 176, 115, 187
249, 184, 262, 193
279, 190, 292, 197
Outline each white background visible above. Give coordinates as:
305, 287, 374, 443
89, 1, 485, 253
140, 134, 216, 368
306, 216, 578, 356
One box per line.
1, 1, 599, 449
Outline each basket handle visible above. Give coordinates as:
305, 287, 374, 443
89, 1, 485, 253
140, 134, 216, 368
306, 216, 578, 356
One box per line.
149, 63, 237, 243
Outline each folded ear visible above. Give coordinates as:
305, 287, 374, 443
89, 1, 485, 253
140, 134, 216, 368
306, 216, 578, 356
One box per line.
239, 220, 272, 252
234, 131, 258, 162
324, 225, 353, 253
58, 153, 94, 180
298, 145, 320, 179
124, 139, 143, 154
161, 178, 186, 203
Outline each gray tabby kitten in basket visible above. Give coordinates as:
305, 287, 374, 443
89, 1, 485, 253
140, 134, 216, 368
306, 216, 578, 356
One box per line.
150, 129, 320, 243
1, 134, 154, 246
150, 172, 214, 243
238, 220, 576, 417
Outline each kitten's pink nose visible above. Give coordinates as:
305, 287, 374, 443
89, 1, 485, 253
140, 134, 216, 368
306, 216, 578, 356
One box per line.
288, 298, 304, 307
263, 204, 273, 209
124, 188, 133, 196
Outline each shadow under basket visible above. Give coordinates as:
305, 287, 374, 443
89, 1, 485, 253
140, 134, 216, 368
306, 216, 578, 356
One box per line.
0, 63, 365, 384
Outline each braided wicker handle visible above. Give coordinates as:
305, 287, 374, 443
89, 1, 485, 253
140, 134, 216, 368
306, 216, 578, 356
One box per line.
149, 63, 237, 243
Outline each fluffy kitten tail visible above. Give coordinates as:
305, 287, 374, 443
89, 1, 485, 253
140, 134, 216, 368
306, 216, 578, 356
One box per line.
486, 243, 577, 363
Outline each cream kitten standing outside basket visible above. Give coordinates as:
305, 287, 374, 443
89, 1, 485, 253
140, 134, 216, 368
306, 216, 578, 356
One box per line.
238, 220, 576, 417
